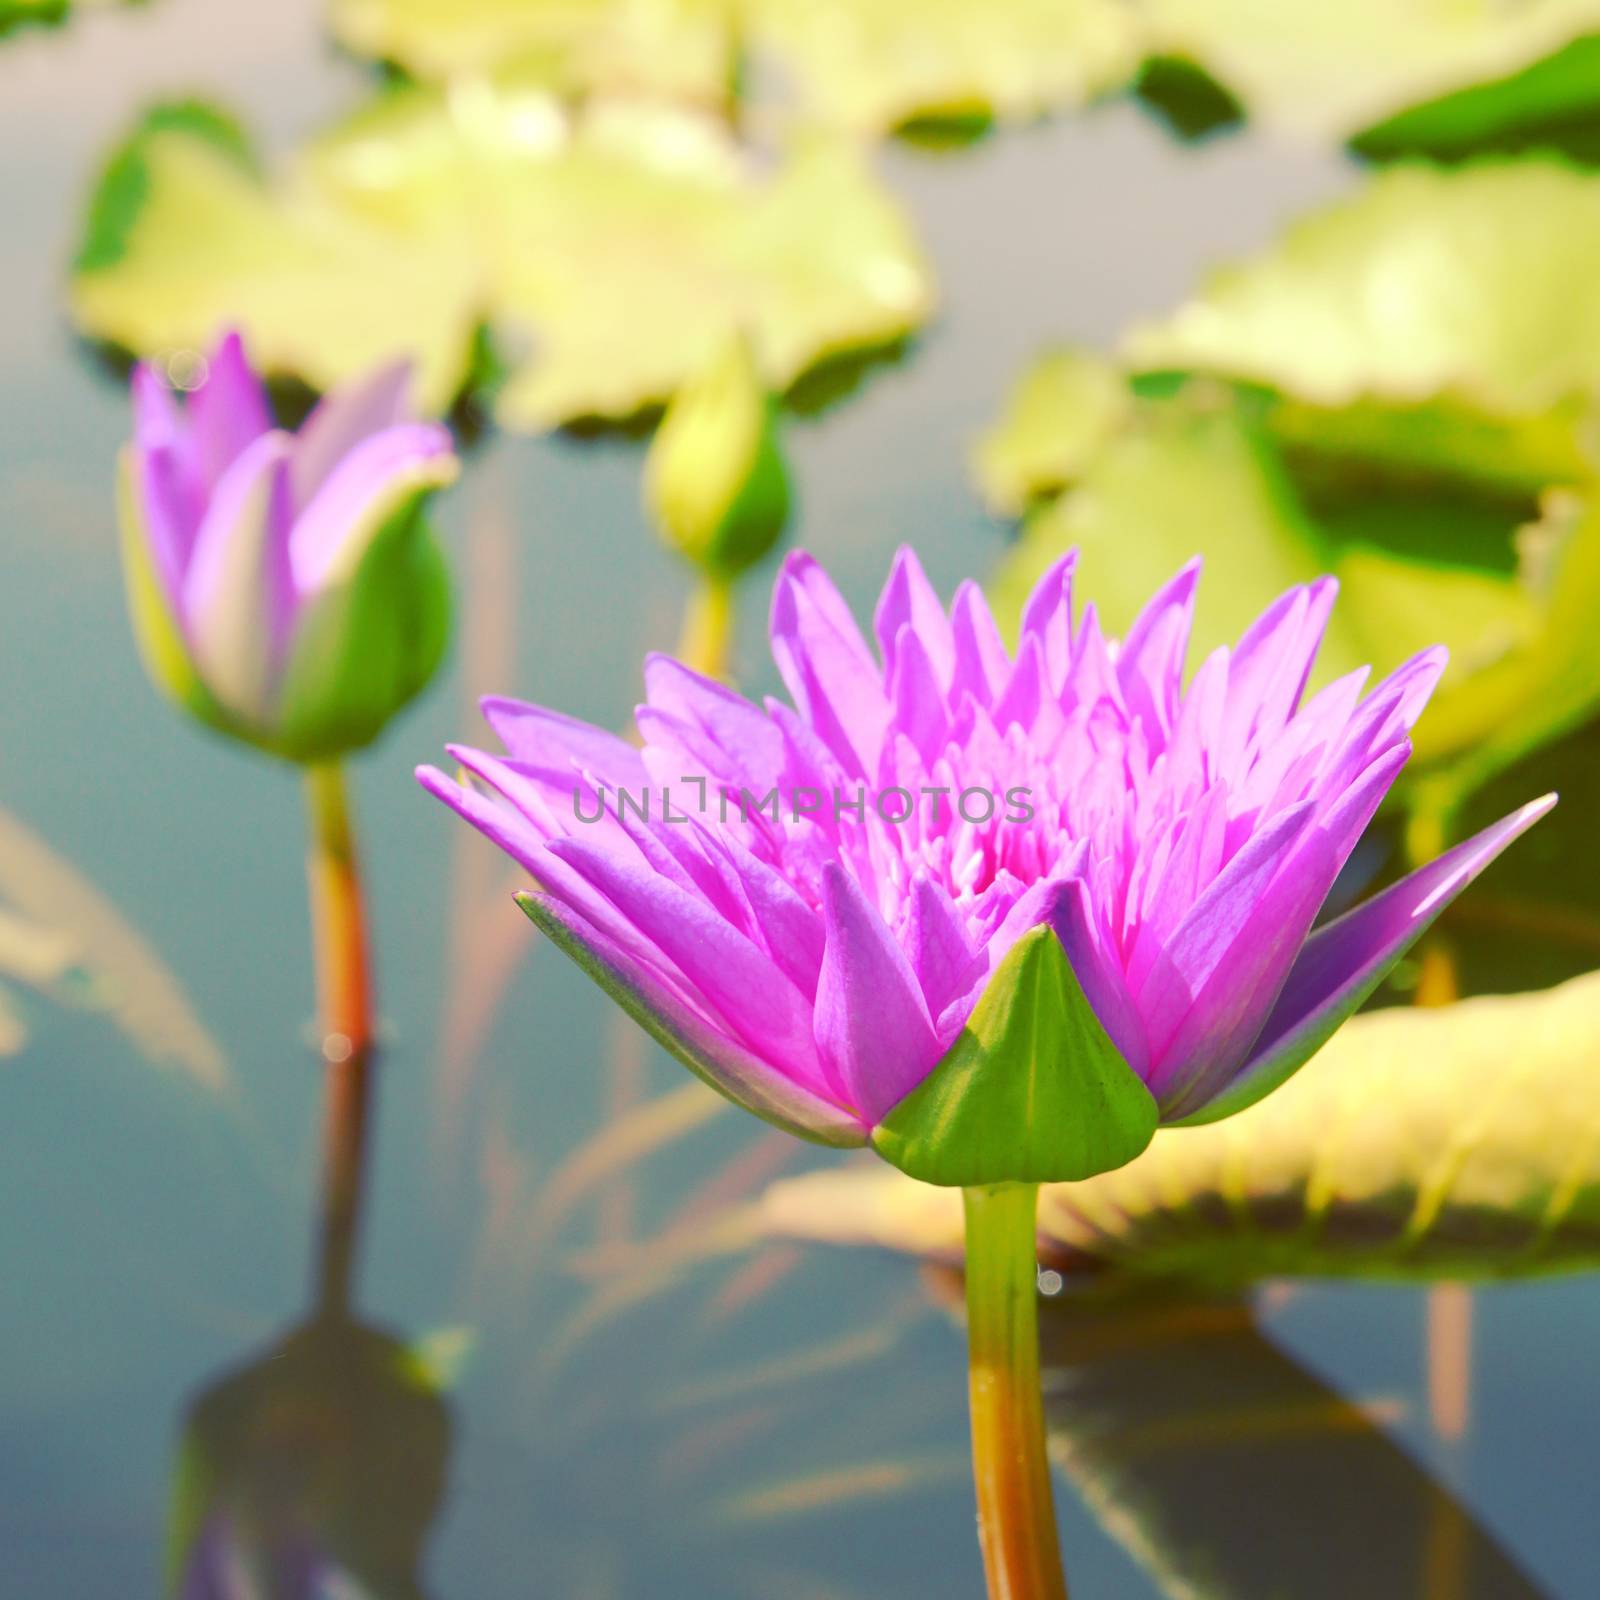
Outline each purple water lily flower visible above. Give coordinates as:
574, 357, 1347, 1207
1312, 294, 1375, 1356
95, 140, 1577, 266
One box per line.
419, 549, 1551, 1173
120, 330, 457, 762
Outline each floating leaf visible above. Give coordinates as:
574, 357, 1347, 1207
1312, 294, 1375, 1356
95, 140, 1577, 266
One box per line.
971, 346, 1131, 515
328, 0, 735, 104
1357, 33, 1600, 163
983, 372, 1600, 802
1402, 487, 1600, 808
0, 803, 228, 1087
1135, 0, 1600, 148
747, 0, 1139, 135
71, 106, 482, 416
71, 88, 934, 429
986, 388, 1369, 677
1125, 161, 1600, 494
326, 0, 1138, 136
763, 969, 1600, 1287
0, 0, 128, 37
1033, 1294, 1548, 1600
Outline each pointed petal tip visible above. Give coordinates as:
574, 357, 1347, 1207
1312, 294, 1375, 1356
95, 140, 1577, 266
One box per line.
415, 762, 461, 799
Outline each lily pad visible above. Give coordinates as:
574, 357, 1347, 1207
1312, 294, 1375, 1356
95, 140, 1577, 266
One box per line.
0, 0, 127, 37
1125, 161, 1600, 495
327, 0, 735, 107
986, 386, 1368, 678
71, 87, 934, 429
762, 966, 1600, 1287
1401, 488, 1600, 809
747, 0, 1140, 136
1135, 0, 1600, 148
327, 0, 1139, 136
971, 346, 1131, 515
1035, 1293, 1549, 1600
1357, 33, 1600, 163
983, 377, 1600, 804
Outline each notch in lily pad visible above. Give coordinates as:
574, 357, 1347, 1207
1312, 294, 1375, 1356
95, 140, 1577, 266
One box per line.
872, 925, 1158, 1187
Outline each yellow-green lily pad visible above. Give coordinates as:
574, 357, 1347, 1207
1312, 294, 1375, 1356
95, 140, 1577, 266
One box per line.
0, 0, 127, 37
327, 0, 735, 106
747, 0, 1139, 135
71, 86, 934, 429
1125, 161, 1600, 494
1137, 0, 1600, 147
987, 385, 1367, 676
327, 0, 1139, 136
762, 967, 1600, 1286
982, 374, 1600, 808
971, 346, 1131, 515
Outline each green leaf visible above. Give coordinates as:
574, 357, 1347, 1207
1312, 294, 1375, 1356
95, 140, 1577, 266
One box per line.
1404, 488, 1600, 805
1036, 1294, 1548, 1600
747, 0, 1140, 136
768, 968, 1600, 1287
1135, 0, 1600, 148
981, 380, 1600, 804
971, 346, 1131, 515
872, 926, 1159, 1187
71, 87, 934, 429
72, 108, 483, 416
326, 0, 1140, 137
328, 0, 735, 104
1356, 32, 1600, 163
986, 389, 1369, 682
77, 101, 257, 274
1125, 161, 1600, 494
0, 0, 129, 39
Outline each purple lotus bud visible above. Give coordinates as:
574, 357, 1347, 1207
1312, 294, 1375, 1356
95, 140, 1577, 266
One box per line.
120, 331, 458, 763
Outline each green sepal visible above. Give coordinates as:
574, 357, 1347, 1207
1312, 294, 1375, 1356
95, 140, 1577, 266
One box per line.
271, 466, 456, 763
871, 925, 1159, 1188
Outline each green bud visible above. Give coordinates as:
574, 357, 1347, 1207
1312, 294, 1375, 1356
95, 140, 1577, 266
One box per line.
645, 333, 791, 579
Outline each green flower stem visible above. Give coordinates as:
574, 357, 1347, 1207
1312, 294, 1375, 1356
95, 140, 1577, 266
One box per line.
677, 572, 735, 682
304, 760, 376, 1318
963, 1182, 1070, 1600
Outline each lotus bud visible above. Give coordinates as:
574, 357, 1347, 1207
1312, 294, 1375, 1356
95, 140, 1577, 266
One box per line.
644, 332, 791, 579
118, 331, 458, 763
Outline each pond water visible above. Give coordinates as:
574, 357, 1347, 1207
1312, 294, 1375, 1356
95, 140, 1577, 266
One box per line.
2, 4, 1598, 1596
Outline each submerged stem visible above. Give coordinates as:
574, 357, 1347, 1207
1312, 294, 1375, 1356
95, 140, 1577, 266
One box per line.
304, 760, 377, 1319
676, 571, 735, 682
963, 1182, 1069, 1600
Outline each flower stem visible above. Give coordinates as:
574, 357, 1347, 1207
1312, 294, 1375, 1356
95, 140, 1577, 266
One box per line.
676, 571, 735, 681
303, 760, 376, 1319
963, 1182, 1069, 1600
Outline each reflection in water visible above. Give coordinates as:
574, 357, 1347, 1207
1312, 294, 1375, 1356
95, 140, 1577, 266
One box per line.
1022, 1287, 1548, 1600
172, 1316, 451, 1600
170, 1044, 453, 1600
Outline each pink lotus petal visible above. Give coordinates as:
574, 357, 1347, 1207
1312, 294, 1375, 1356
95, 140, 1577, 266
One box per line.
420, 548, 1554, 1153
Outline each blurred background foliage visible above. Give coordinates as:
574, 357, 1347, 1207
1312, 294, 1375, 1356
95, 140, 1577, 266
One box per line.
60, 0, 1600, 853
